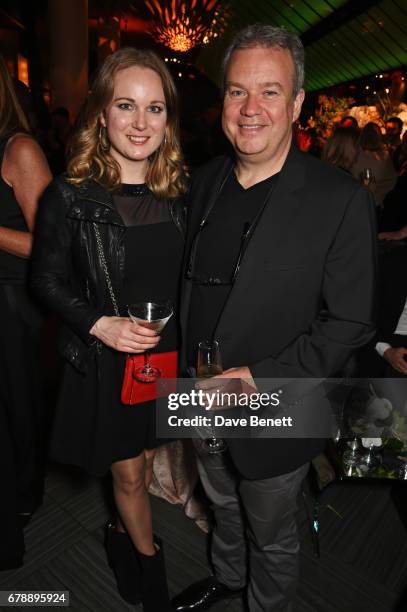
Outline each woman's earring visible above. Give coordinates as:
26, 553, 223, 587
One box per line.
99, 125, 109, 151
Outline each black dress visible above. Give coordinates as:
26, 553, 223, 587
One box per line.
0, 135, 43, 568
50, 184, 183, 476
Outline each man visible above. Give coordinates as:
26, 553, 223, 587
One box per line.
376, 245, 407, 377
385, 116, 403, 171
385, 116, 403, 148
173, 25, 377, 612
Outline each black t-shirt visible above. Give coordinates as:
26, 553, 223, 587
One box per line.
187, 170, 279, 367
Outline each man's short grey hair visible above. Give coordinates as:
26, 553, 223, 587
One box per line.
222, 24, 305, 98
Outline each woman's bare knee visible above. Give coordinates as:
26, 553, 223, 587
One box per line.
111, 455, 147, 496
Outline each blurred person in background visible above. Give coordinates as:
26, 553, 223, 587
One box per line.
375, 244, 407, 376
295, 126, 320, 156
379, 223, 407, 242
379, 131, 407, 235
352, 121, 397, 207
0, 55, 52, 568
385, 116, 403, 152
340, 115, 359, 129
322, 126, 359, 173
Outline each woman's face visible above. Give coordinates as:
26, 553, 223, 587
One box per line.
101, 65, 167, 180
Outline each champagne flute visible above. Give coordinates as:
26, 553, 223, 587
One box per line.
197, 340, 227, 454
360, 168, 374, 187
342, 437, 362, 477
197, 339, 223, 378
128, 301, 173, 383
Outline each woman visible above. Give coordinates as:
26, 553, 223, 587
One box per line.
352, 121, 397, 207
0, 56, 51, 568
321, 126, 359, 172
31, 48, 187, 611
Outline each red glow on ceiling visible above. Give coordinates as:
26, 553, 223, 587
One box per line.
88, 17, 150, 33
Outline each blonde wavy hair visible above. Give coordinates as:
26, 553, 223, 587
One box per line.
67, 47, 187, 198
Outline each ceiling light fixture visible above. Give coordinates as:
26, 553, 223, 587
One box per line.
145, 0, 228, 52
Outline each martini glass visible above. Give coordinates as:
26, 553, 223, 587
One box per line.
128, 301, 173, 383
197, 340, 227, 454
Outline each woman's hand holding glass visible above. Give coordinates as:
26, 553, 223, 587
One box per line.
89, 315, 160, 353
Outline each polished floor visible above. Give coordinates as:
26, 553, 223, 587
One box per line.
0, 464, 406, 612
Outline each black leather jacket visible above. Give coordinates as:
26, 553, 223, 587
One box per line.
30, 176, 185, 373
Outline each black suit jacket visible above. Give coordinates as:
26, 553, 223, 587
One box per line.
181, 145, 378, 479
377, 244, 407, 345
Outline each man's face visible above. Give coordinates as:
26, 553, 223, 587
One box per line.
222, 46, 304, 166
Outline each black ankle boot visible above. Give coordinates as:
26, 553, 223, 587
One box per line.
105, 522, 141, 604
139, 538, 171, 612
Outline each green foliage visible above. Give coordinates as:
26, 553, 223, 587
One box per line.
307, 95, 355, 138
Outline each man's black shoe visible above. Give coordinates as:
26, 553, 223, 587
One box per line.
171, 576, 243, 611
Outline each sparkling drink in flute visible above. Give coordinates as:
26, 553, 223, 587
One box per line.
197, 340, 227, 454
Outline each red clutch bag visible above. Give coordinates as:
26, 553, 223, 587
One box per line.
121, 351, 178, 405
